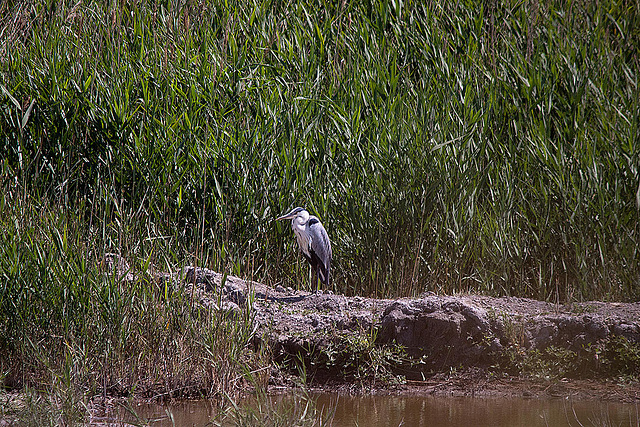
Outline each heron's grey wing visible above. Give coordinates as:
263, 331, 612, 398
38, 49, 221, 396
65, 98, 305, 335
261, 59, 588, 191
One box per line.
308, 217, 332, 282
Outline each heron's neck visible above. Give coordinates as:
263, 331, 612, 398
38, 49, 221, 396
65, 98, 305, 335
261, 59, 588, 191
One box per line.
292, 218, 310, 254
292, 217, 307, 236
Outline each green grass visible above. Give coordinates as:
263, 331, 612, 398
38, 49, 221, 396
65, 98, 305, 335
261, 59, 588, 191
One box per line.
497, 336, 640, 382
0, 0, 639, 422
2, 0, 639, 300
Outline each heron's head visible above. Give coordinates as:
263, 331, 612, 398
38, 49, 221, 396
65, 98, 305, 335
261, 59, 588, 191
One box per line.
276, 207, 308, 222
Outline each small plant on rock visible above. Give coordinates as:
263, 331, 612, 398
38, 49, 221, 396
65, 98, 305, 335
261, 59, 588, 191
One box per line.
601, 336, 640, 380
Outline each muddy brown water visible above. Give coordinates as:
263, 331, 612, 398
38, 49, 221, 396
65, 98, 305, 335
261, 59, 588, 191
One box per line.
111, 393, 640, 426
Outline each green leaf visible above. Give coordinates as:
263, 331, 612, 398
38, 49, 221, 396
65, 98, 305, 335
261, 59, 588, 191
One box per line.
21, 99, 36, 129
1, 84, 20, 110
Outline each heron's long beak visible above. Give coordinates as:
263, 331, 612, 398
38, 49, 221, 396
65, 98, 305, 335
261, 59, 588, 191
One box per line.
276, 213, 293, 221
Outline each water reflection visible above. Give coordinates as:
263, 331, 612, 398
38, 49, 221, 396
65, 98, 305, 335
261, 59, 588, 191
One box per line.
110, 399, 218, 426
313, 394, 639, 427
115, 392, 639, 426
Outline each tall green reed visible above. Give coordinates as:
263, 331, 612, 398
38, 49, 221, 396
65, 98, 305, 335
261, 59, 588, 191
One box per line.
0, 185, 261, 396
1, 0, 638, 305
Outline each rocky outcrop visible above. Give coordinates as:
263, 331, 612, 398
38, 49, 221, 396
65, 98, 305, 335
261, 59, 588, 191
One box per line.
176, 265, 640, 378
378, 297, 499, 367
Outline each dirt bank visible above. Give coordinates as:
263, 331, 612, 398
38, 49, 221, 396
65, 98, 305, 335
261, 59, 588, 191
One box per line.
178, 266, 640, 402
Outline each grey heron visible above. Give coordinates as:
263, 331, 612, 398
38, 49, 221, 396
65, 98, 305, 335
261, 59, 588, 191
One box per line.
276, 207, 332, 292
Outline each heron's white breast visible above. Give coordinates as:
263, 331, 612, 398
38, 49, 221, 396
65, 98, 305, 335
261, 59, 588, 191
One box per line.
292, 221, 311, 256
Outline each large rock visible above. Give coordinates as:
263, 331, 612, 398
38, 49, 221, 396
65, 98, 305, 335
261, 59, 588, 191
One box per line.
378, 297, 498, 367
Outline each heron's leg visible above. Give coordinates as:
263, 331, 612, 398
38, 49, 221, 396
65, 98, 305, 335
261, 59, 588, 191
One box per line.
311, 266, 319, 293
